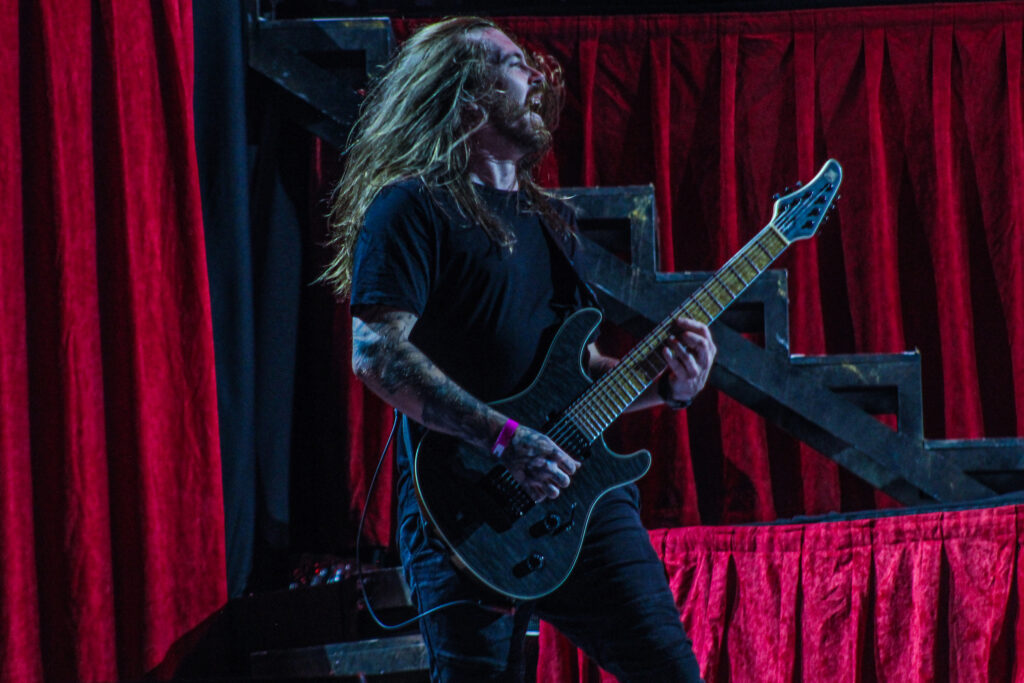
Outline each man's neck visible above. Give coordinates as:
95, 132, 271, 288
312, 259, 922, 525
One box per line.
468, 164, 518, 191
468, 132, 522, 191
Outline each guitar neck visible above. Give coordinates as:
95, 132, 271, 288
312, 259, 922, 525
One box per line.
557, 222, 792, 443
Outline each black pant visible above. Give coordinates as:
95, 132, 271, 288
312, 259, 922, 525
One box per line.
398, 485, 703, 682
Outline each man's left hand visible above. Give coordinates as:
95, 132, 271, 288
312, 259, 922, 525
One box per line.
661, 317, 716, 403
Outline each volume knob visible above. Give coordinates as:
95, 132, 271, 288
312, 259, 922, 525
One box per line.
513, 552, 545, 577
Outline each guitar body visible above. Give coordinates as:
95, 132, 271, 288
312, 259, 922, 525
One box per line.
413, 308, 652, 601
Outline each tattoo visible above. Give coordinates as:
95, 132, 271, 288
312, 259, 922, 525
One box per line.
351, 306, 499, 448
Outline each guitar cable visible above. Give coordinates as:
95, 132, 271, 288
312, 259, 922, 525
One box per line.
356, 408, 516, 632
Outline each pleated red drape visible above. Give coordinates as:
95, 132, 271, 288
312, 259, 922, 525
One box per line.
2, 1, 226, 682
532, 504, 1024, 682
374, 5, 1024, 681
646, 504, 1022, 682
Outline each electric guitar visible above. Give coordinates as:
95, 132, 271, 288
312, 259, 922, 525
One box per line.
413, 159, 843, 600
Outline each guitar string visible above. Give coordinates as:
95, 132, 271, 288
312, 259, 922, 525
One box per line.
543, 178, 835, 448
545, 224, 792, 449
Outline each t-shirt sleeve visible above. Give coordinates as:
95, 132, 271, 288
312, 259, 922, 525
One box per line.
350, 183, 435, 315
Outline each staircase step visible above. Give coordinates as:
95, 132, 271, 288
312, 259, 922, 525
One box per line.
251, 634, 428, 679
928, 438, 1024, 494
790, 352, 923, 438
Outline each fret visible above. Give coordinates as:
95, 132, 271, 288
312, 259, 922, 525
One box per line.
712, 274, 737, 297
763, 226, 789, 255
627, 371, 647, 395
595, 376, 616, 405
649, 337, 668, 360
691, 298, 712, 320
680, 303, 700, 325
594, 396, 615, 424
613, 387, 631, 412
726, 263, 748, 286
583, 382, 622, 428
593, 391, 617, 424
740, 252, 761, 273
611, 376, 631, 398
611, 381, 632, 407
639, 357, 662, 380
579, 424, 599, 442
753, 241, 774, 263
623, 372, 642, 393
597, 384, 618, 413
590, 393, 616, 424
623, 348, 651, 374
704, 285, 725, 308
577, 411, 600, 438
694, 291, 721, 317
587, 411, 604, 438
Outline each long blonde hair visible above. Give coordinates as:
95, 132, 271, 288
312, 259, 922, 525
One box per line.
320, 17, 567, 297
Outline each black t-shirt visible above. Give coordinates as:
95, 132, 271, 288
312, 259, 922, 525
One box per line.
351, 179, 590, 521
350, 178, 585, 402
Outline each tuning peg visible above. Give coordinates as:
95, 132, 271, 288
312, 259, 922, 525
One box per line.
794, 181, 802, 188
772, 193, 781, 200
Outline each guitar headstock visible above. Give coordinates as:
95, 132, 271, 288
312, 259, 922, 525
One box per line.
769, 159, 843, 242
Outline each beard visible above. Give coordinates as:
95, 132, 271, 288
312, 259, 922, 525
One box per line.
488, 88, 552, 158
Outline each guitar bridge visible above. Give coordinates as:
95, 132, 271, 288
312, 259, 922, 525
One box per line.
482, 466, 535, 521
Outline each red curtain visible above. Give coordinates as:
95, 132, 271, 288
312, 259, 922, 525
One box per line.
645, 504, 1020, 682
2, 1, 225, 682
534, 504, 1023, 681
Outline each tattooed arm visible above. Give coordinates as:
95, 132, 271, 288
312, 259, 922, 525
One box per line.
352, 305, 579, 501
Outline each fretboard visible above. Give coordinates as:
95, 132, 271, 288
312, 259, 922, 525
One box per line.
551, 223, 791, 445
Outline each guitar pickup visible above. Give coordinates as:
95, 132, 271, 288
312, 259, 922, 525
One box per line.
481, 466, 535, 522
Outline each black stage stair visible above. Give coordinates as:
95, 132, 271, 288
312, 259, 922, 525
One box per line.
559, 184, 1021, 505
173, 563, 431, 681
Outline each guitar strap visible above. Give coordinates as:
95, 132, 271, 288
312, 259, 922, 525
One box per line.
538, 214, 603, 314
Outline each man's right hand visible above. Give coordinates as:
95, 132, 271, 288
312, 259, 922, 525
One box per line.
499, 426, 581, 502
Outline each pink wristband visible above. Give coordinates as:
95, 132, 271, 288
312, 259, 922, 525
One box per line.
491, 418, 519, 457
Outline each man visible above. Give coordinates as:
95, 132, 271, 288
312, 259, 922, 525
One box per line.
322, 17, 714, 682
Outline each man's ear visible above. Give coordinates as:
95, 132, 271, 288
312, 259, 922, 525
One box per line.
462, 100, 487, 127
